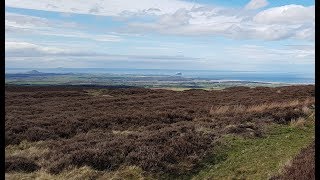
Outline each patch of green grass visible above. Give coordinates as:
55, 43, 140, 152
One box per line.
193, 121, 314, 180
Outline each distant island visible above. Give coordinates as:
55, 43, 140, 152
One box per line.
26, 70, 43, 74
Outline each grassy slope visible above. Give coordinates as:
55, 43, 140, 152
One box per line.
193, 120, 314, 180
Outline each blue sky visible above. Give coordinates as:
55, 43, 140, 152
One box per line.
5, 0, 314, 73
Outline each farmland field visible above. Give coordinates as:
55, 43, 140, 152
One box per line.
5, 85, 315, 179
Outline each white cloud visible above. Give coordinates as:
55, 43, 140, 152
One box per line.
294, 25, 315, 41
5, 0, 196, 16
125, 5, 314, 41
130, 4, 313, 41
225, 44, 315, 64
5, 41, 201, 62
253, 5, 314, 24
5, 12, 122, 42
5, 40, 314, 72
245, 0, 269, 10
5, 41, 98, 57
5, 41, 61, 56
5, 1, 315, 41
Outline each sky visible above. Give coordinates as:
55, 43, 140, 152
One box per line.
5, 0, 315, 73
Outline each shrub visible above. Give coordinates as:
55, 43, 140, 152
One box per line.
290, 117, 306, 128
5, 156, 40, 173
5, 85, 314, 174
271, 142, 315, 180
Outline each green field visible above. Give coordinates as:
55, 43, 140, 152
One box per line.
193, 120, 314, 180
5, 73, 288, 90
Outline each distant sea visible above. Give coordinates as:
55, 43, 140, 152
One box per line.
5, 68, 315, 84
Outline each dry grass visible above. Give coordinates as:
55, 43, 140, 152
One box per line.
84, 89, 113, 97
210, 99, 314, 115
233, 104, 246, 113
277, 159, 293, 175
102, 94, 114, 98
106, 166, 152, 180
306, 108, 315, 120
210, 105, 230, 115
246, 100, 300, 113
194, 125, 215, 135
5, 141, 50, 167
224, 124, 238, 131
112, 130, 136, 136
290, 107, 315, 129
290, 117, 307, 128
5, 166, 153, 180
5, 140, 49, 157
210, 104, 248, 115
302, 106, 312, 116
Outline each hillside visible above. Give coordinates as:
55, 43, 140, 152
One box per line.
5, 85, 315, 179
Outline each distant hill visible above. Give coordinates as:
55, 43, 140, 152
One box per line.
25, 70, 43, 74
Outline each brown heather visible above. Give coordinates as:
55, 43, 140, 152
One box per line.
5, 156, 40, 173
5, 85, 314, 176
271, 141, 315, 180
